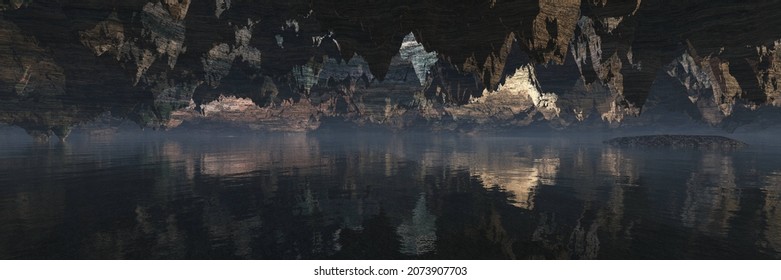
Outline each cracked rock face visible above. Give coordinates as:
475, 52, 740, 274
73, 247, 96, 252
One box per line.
757, 40, 781, 107
666, 51, 742, 125
0, 19, 65, 98
529, 0, 580, 64
5, 0, 781, 135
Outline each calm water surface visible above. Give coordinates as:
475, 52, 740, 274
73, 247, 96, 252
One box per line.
1, 132, 780, 259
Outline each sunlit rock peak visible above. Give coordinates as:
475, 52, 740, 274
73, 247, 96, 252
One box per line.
399, 33, 438, 86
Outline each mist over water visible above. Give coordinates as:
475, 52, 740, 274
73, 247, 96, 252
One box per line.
1, 132, 780, 259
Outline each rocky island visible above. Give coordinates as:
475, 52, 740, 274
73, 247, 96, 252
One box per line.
604, 135, 748, 149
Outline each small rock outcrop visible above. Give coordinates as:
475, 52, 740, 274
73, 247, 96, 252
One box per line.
604, 135, 747, 149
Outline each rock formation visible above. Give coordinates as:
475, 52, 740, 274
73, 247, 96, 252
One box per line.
4, 0, 781, 135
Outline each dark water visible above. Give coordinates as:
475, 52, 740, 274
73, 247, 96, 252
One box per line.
1, 132, 780, 259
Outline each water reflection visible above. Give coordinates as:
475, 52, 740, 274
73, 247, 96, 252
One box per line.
417, 140, 561, 210
681, 152, 739, 236
0, 134, 780, 259
397, 193, 437, 256
762, 172, 781, 253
